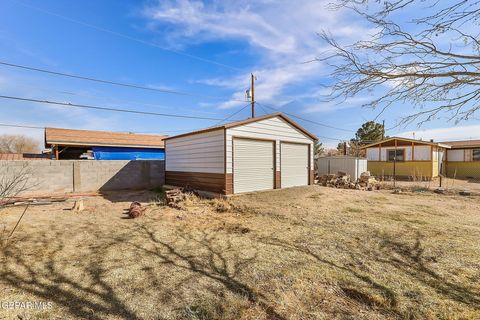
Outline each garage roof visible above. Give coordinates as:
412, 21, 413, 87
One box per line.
45, 127, 166, 149
164, 112, 318, 140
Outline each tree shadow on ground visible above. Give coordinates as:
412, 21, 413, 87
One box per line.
373, 231, 480, 308
257, 235, 401, 318
259, 229, 480, 317
119, 223, 286, 320
0, 230, 140, 320
0, 220, 285, 320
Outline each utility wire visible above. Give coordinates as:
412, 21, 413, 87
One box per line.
214, 103, 251, 126
0, 104, 343, 141
257, 102, 356, 133
0, 61, 248, 102
11, 0, 243, 72
0, 95, 242, 121
257, 104, 270, 116
0, 123, 44, 130
0, 122, 205, 135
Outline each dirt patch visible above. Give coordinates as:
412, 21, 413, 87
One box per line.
0, 186, 479, 319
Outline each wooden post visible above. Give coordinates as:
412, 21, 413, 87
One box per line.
393, 139, 397, 187
55, 145, 59, 160
251, 73, 255, 118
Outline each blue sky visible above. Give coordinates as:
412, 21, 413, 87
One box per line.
1, 0, 480, 149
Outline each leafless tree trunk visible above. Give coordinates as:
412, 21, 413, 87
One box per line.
0, 163, 34, 206
319, 0, 480, 126
0, 163, 35, 246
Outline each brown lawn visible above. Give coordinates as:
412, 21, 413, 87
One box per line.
0, 186, 479, 320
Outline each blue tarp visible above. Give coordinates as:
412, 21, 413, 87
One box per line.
92, 147, 165, 160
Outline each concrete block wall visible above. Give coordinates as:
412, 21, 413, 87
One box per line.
0, 160, 165, 195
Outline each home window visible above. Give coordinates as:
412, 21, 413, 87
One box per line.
388, 149, 404, 161
473, 149, 480, 161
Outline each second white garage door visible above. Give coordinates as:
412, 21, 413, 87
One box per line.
233, 138, 274, 193
281, 143, 309, 188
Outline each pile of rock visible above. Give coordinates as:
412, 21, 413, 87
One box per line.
318, 171, 379, 191
357, 171, 379, 190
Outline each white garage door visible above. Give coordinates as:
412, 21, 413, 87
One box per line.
281, 143, 309, 188
233, 138, 274, 193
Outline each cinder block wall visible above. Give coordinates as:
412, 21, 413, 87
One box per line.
0, 160, 165, 195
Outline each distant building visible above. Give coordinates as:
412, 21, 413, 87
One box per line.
364, 137, 480, 180
440, 140, 480, 179
363, 137, 451, 180
44, 128, 166, 160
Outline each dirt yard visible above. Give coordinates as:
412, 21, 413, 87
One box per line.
0, 186, 479, 320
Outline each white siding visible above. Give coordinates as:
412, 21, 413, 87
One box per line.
447, 149, 465, 162
413, 146, 431, 161
404, 146, 413, 160
380, 148, 387, 161
166, 129, 224, 173
367, 148, 379, 161
226, 116, 314, 174
465, 149, 473, 162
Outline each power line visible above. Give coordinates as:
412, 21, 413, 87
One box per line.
0, 61, 248, 103
257, 102, 356, 133
0, 122, 206, 135
214, 103, 251, 126
0, 123, 44, 130
0, 95, 243, 121
11, 0, 243, 72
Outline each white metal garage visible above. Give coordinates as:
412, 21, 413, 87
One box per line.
164, 112, 317, 195
281, 142, 309, 188
233, 138, 274, 193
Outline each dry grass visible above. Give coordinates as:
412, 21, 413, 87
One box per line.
0, 186, 479, 319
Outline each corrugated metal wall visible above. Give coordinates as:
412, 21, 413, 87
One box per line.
92, 147, 165, 160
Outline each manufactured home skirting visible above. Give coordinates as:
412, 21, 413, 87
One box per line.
166, 171, 226, 194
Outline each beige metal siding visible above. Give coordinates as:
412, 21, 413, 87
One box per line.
233, 138, 274, 193
226, 116, 313, 174
166, 129, 224, 173
281, 143, 309, 187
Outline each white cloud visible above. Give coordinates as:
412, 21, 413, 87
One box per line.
397, 124, 480, 142
142, 1, 374, 110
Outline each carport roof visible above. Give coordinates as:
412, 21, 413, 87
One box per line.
164, 112, 318, 141
45, 127, 166, 149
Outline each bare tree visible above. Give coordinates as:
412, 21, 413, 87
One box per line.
0, 134, 40, 153
320, 0, 480, 126
0, 163, 35, 245
0, 163, 33, 206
